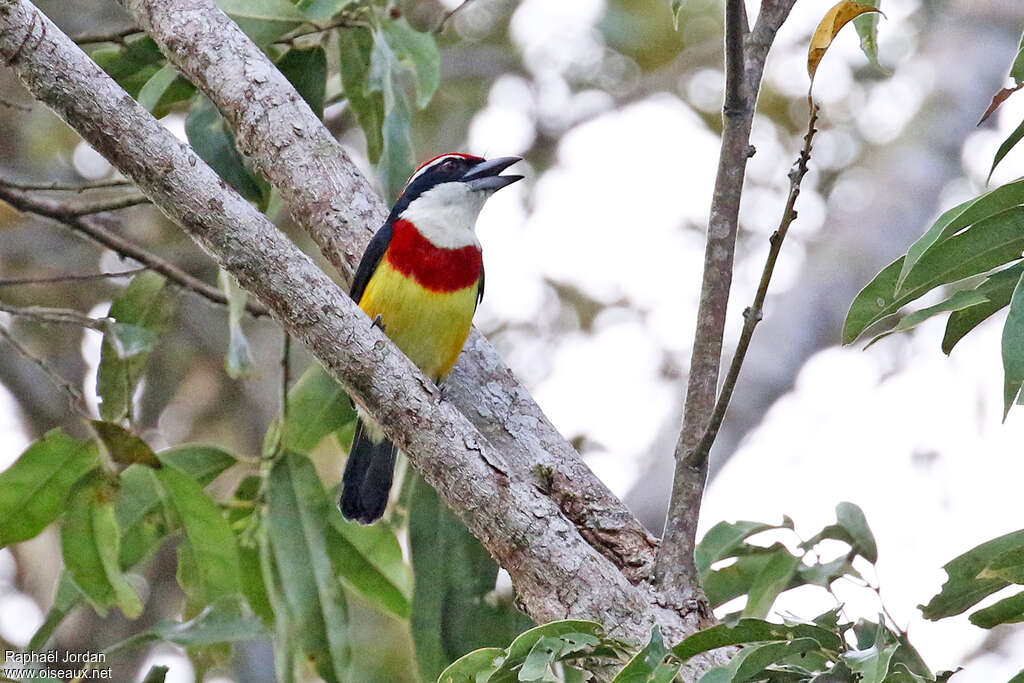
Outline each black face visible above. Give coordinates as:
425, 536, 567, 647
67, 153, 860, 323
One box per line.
389, 154, 482, 217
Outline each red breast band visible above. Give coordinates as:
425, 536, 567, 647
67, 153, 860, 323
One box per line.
385, 220, 482, 292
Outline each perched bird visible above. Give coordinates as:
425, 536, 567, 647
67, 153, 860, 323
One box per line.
339, 153, 523, 524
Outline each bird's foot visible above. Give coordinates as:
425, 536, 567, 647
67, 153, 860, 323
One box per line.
371, 314, 386, 332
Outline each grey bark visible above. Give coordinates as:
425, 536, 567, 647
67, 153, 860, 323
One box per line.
0, 0, 725, 666
116, 0, 660, 586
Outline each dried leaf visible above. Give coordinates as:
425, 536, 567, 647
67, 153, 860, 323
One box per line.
808, 2, 883, 87
978, 84, 1024, 126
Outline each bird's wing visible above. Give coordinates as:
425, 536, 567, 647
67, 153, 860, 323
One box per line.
476, 263, 485, 307
350, 222, 394, 304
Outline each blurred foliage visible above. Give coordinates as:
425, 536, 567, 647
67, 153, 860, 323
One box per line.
846, 30, 1024, 419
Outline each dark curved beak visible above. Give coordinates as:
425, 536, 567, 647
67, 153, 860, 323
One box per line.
461, 156, 524, 192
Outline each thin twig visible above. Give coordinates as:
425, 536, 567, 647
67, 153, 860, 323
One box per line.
0, 267, 146, 286
71, 26, 140, 45
0, 176, 130, 191
686, 104, 819, 471
434, 0, 477, 34
64, 193, 151, 216
0, 324, 88, 416
272, 15, 361, 45
0, 184, 268, 316
0, 299, 107, 329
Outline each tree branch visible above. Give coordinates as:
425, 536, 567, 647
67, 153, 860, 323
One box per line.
116, 0, 660, 587
0, 0, 718, 656
0, 324, 88, 415
656, 0, 797, 606
0, 184, 268, 316
0, 267, 146, 286
688, 105, 819, 471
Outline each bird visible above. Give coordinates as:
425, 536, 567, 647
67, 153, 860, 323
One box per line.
339, 153, 523, 524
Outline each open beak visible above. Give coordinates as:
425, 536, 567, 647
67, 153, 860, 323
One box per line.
461, 156, 524, 192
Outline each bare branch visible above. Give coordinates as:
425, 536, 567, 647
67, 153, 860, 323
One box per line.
0, 176, 130, 191
0, 325, 88, 416
688, 105, 819, 472
656, 0, 798, 606
434, 0, 477, 34
0, 0, 703, 649
0, 267, 146, 286
71, 26, 139, 45
0, 184, 268, 316
0, 300, 107, 329
63, 193, 150, 216
0, 94, 30, 110
117, 0, 661, 589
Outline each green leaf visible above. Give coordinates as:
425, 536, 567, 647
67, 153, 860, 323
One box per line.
157, 444, 237, 486
276, 46, 327, 119
743, 549, 801, 619
673, 619, 842, 662
1002, 271, 1024, 417
381, 17, 441, 109
156, 466, 242, 605
704, 550, 783, 608
136, 63, 194, 117
105, 596, 268, 656
796, 555, 862, 588
91, 420, 161, 468
852, 0, 881, 68
97, 271, 177, 423
518, 636, 567, 681
979, 544, 1024, 584
141, 665, 169, 683
845, 206, 1024, 343
732, 638, 822, 682
943, 262, 1024, 354
968, 589, 1024, 628
104, 322, 158, 358
216, 0, 304, 44
89, 36, 165, 97
611, 627, 680, 683
920, 528, 1024, 619
327, 514, 411, 618
338, 25, 385, 162
280, 362, 356, 452
267, 452, 351, 683
186, 95, 266, 204
436, 647, 506, 683
296, 0, 349, 23
28, 572, 85, 650
864, 289, 990, 348
989, 119, 1024, 182
367, 26, 416, 201
0, 429, 98, 547
116, 465, 170, 569
217, 269, 255, 379
61, 473, 144, 618
695, 519, 791, 575
238, 538, 274, 622
897, 178, 1024, 292
842, 644, 898, 683
836, 502, 878, 563
1012, 32, 1024, 84
410, 473, 534, 680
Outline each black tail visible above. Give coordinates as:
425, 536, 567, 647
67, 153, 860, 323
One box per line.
339, 417, 397, 524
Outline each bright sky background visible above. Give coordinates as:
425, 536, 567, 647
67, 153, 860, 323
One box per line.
2, 0, 1024, 681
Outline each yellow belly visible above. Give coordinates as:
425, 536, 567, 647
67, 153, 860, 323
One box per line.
358, 260, 478, 383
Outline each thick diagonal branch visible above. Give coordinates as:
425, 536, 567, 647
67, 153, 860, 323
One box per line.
115, 0, 658, 583
0, 0, 708, 650
656, 0, 797, 605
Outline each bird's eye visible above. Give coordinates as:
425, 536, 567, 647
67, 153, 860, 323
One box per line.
442, 159, 460, 173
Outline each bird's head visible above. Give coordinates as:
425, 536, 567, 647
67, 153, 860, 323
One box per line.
390, 153, 523, 248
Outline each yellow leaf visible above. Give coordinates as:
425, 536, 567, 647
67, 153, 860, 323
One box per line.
807, 1, 883, 86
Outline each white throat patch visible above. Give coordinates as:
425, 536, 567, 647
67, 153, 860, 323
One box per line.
400, 182, 489, 249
